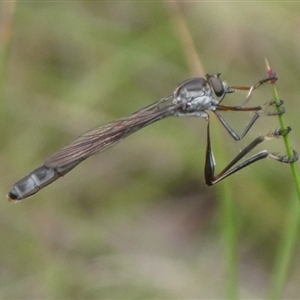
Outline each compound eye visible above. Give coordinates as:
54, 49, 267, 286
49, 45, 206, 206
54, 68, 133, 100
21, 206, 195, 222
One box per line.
208, 75, 224, 97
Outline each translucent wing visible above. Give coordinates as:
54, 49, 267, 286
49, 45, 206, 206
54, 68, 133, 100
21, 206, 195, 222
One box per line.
45, 95, 175, 172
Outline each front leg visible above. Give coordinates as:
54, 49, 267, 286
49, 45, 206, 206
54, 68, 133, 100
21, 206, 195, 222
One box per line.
214, 99, 285, 141
225, 74, 278, 106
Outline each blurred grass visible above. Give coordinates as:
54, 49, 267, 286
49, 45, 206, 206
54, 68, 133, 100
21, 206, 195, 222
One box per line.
1, 1, 300, 299
167, 2, 239, 298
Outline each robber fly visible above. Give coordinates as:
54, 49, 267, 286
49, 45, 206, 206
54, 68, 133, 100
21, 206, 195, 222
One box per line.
8, 73, 298, 201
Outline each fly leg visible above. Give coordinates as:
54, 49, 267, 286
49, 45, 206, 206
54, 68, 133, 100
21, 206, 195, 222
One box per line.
225, 74, 278, 106
204, 118, 298, 186
213, 98, 285, 141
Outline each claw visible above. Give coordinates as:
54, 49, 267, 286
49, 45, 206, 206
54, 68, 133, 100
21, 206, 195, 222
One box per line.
276, 106, 285, 116
266, 127, 291, 138
266, 70, 277, 84
270, 99, 284, 107
278, 126, 292, 137
277, 150, 298, 163
263, 106, 285, 116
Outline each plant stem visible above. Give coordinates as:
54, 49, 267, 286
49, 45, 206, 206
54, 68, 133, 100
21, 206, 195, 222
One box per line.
266, 59, 300, 299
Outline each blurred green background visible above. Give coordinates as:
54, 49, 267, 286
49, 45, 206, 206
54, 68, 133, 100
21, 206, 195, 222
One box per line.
1, 2, 300, 299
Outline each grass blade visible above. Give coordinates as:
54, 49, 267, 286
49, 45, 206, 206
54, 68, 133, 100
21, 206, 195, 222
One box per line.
266, 59, 300, 299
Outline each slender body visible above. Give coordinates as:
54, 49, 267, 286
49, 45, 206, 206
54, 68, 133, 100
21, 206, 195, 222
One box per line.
8, 74, 297, 201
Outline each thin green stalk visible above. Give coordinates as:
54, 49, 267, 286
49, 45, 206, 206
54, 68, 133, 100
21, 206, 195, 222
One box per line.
266, 59, 300, 299
265, 59, 300, 203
